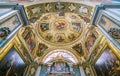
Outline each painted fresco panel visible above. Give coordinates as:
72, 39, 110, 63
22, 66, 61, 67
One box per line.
98, 15, 120, 44
0, 47, 26, 76
22, 28, 35, 53
36, 43, 48, 56
85, 32, 96, 52
0, 14, 21, 47
40, 23, 49, 32
71, 22, 81, 32
72, 43, 83, 54
55, 33, 65, 42
94, 47, 120, 76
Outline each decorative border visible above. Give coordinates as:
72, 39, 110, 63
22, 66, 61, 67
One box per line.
95, 10, 120, 49
25, 2, 93, 20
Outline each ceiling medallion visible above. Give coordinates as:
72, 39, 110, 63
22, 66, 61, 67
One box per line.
38, 13, 83, 45
54, 20, 66, 31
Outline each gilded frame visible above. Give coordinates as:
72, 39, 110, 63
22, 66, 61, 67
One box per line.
0, 38, 28, 76
92, 41, 120, 76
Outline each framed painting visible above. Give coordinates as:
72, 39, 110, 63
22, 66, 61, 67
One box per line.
93, 45, 120, 76
0, 47, 27, 76
0, 10, 23, 47
96, 10, 120, 49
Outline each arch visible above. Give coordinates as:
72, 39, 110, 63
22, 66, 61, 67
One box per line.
42, 49, 78, 64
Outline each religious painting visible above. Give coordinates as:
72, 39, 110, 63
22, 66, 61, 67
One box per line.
98, 15, 120, 44
55, 34, 65, 42
0, 47, 26, 76
40, 23, 49, 32
22, 28, 35, 53
0, 14, 21, 47
93, 47, 120, 76
72, 43, 83, 54
71, 22, 81, 32
54, 20, 66, 31
85, 32, 96, 52
36, 43, 48, 56
55, 62, 65, 72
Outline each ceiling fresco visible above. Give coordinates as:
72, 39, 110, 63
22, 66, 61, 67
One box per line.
37, 13, 84, 44
21, 1, 96, 64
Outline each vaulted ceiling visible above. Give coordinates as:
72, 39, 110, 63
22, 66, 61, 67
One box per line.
17, 1, 101, 64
